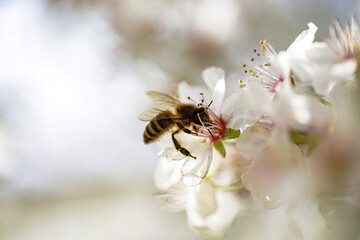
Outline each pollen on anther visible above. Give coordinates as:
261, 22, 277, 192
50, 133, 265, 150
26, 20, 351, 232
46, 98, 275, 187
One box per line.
244, 70, 248, 73
261, 45, 266, 53
260, 40, 263, 44
187, 96, 191, 100
238, 79, 242, 84
251, 58, 254, 61
257, 53, 260, 56
263, 39, 268, 44
200, 93, 204, 95
243, 64, 246, 67
253, 49, 257, 53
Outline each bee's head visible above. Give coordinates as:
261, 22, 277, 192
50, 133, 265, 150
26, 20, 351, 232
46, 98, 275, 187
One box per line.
194, 107, 211, 126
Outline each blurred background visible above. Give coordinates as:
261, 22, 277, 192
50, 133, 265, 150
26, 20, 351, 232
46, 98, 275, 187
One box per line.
0, 0, 358, 239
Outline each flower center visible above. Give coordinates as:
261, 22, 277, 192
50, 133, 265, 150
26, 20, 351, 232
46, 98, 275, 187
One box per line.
327, 16, 360, 65
239, 40, 283, 93
188, 94, 227, 143
197, 108, 226, 143
208, 112, 227, 142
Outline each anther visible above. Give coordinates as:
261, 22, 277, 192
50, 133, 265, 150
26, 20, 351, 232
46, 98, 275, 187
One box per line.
251, 58, 254, 61
243, 64, 246, 67
261, 45, 266, 53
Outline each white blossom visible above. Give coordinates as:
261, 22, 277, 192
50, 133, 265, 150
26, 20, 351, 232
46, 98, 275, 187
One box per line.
145, 15, 360, 239
158, 66, 268, 186
327, 15, 360, 66
289, 25, 357, 97
155, 143, 246, 237
241, 23, 318, 94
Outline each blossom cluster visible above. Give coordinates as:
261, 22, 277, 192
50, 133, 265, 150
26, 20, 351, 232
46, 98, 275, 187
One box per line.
143, 17, 360, 238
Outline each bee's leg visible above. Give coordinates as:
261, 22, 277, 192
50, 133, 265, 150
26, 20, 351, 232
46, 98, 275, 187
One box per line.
176, 122, 198, 136
172, 129, 196, 159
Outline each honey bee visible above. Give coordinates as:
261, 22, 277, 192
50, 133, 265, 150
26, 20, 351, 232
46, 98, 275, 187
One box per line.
138, 91, 213, 159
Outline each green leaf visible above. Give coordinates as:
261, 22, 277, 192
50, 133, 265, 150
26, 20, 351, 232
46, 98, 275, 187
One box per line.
225, 128, 240, 139
213, 140, 226, 158
289, 130, 309, 145
289, 129, 319, 156
307, 134, 319, 157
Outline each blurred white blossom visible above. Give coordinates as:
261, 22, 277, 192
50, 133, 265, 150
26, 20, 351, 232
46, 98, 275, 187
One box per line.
327, 15, 360, 67
147, 15, 360, 239
155, 143, 246, 238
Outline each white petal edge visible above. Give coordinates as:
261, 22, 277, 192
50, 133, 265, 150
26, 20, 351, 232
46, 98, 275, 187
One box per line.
202, 66, 225, 92
287, 22, 318, 53
186, 186, 240, 238
181, 141, 213, 186
222, 81, 271, 130
178, 81, 210, 103
202, 66, 226, 114
154, 157, 184, 191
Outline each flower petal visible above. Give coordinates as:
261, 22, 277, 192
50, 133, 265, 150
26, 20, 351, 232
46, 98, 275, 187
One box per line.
181, 141, 213, 186
202, 66, 226, 114
211, 143, 248, 188
292, 42, 356, 96
222, 81, 270, 130
178, 81, 210, 103
155, 183, 187, 212
158, 133, 194, 161
236, 123, 271, 160
202, 66, 225, 93
271, 85, 332, 129
241, 142, 306, 209
154, 156, 184, 191
287, 22, 318, 53
186, 183, 240, 238
191, 182, 217, 219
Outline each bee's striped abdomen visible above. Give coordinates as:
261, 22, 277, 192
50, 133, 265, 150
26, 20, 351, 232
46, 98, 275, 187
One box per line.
144, 111, 174, 143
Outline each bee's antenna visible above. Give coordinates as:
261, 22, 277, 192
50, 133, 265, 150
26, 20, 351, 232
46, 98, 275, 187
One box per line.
207, 100, 213, 108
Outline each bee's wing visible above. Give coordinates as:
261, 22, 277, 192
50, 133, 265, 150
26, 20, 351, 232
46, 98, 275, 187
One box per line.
138, 108, 163, 121
146, 91, 181, 109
